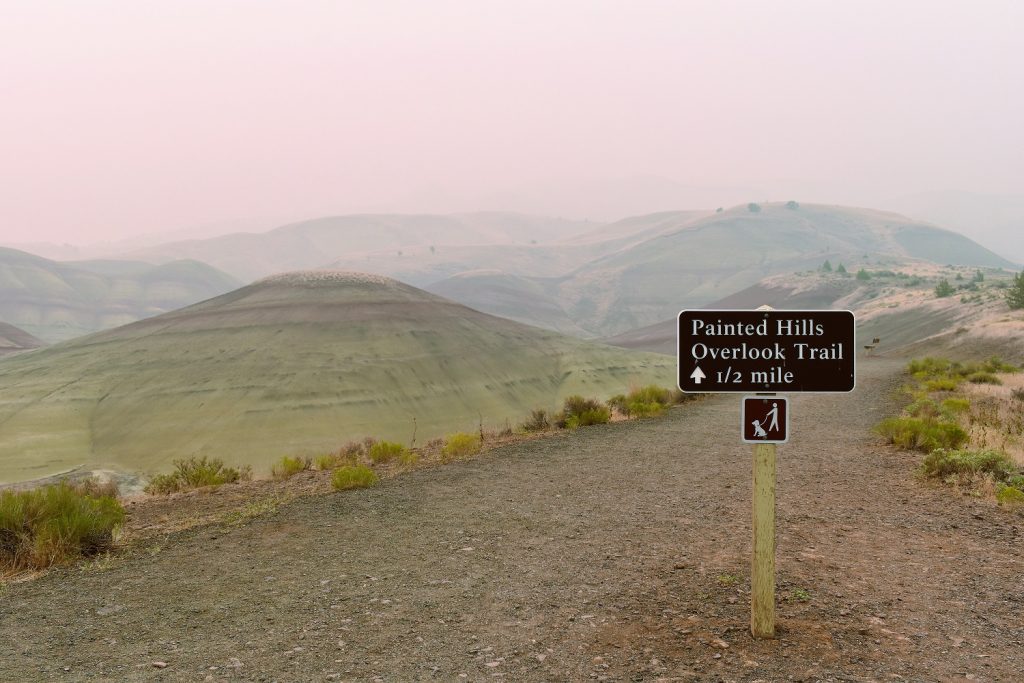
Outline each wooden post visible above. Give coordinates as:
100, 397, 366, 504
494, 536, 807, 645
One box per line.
751, 441, 776, 637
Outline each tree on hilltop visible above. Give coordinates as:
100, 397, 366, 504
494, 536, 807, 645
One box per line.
1007, 272, 1024, 310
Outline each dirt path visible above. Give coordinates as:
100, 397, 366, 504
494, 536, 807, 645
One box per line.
2, 358, 1022, 682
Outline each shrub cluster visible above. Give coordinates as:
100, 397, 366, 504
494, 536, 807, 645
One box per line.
520, 409, 550, 432
555, 395, 611, 429
875, 417, 968, 453
879, 357, 1024, 504
368, 441, 408, 464
0, 482, 125, 570
920, 449, 1015, 481
608, 385, 673, 419
145, 457, 252, 495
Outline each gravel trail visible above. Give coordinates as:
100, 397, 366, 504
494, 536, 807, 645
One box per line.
2, 357, 1022, 682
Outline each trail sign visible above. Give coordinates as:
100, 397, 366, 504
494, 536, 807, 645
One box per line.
742, 396, 789, 444
677, 309, 856, 393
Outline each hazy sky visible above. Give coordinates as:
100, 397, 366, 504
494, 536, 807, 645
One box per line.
1, 1, 1022, 245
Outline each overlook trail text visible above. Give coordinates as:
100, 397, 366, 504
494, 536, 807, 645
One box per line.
677, 309, 857, 393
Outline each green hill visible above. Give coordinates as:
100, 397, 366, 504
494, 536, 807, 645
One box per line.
0, 248, 241, 342
0, 272, 673, 484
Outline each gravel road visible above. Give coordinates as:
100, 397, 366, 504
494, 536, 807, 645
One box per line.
2, 357, 1022, 682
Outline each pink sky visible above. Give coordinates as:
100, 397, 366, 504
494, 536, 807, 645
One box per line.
1, 1, 1022, 245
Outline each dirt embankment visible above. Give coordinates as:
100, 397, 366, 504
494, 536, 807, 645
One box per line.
2, 357, 1022, 681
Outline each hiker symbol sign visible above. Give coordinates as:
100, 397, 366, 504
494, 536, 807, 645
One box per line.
742, 396, 789, 444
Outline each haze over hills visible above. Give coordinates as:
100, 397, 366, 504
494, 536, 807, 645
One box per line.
0, 271, 672, 484
0, 247, 241, 343
883, 190, 1024, 263
0, 322, 44, 357
121, 213, 600, 281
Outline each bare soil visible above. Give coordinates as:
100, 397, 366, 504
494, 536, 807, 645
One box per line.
2, 358, 1022, 682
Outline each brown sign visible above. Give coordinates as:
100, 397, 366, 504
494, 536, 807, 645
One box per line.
742, 396, 789, 444
677, 309, 856, 393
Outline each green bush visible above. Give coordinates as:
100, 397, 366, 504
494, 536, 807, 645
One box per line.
920, 449, 1015, 481
398, 450, 420, 467
906, 398, 940, 418
0, 483, 125, 570
315, 454, 338, 471
331, 465, 379, 491
368, 441, 407, 464
441, 432, 481, 461
272, 455, 311, 479
935, 279, 955, 298
606, 394, 629, 416
520, 409, 550, 432
940, 398, 971, 416
996, 485, 1024, 507
875, 417, 969, 453
627, 401, 665, 418
555, 395, 611, 428
966, 371, 1002, 385
145, 456, 251, 495
924, 378, 960, 392
981, 356, 1018, 373
1005, 271, 1024, 310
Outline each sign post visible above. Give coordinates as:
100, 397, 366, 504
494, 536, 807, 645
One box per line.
677, 308, 855, 638
751, 440, 776, 638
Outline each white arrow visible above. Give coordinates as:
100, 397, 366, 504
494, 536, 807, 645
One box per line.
690, 366, 706, 384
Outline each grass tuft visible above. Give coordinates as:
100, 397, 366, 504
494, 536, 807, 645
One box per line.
272, 455, 311, 479
332, 465, 379, 491
441, 432, 482, 461
368, 441, 407, 464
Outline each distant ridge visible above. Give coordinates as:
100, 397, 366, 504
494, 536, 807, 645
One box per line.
0, 247, 241, 343
0, 322, 44, 357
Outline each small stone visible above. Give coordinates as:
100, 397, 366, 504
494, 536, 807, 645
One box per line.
712, 638, 729, 649
152, 661, 168, 669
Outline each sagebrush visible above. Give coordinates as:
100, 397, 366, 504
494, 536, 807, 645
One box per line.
0, 483, 125, 570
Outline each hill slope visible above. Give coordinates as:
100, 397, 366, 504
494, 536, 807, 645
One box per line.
607, 264, 1024, 361
425, 270, 587, 336
0, 248, 241, 342
554, 203, 1014, 336
0, 322, 44, 357
0, 272, 672, 483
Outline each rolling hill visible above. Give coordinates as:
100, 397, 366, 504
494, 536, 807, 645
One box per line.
0, 248, 241, 342
123, 212, 600, 281
607, 263, 1024, 361
0, 271, 673, 484
551, 202, 1014, 336
0, 322, 44, 357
